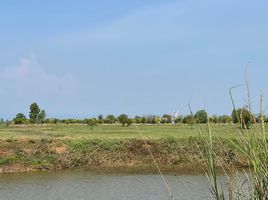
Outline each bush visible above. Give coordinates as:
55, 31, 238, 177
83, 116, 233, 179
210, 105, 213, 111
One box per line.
13, 113, 27, 124
194, 110, 208, 124
231, 107, 253, 129
118, 114, 129, 126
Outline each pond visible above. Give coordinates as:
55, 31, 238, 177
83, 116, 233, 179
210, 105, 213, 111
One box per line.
0, 171, 217, 200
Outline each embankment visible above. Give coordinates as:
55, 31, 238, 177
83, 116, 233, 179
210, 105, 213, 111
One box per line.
0, 137, 247, 174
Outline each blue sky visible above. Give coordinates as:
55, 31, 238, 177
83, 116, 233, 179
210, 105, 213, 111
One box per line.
0, 0, 268, 119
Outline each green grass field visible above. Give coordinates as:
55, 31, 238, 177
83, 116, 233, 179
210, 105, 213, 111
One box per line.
0, 124, 243, 140
0, 123, 254, 174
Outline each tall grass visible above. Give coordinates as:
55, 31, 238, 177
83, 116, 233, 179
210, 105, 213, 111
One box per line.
199, 82, 268, 199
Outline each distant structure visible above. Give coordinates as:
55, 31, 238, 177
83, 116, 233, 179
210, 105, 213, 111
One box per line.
172, 110, 179, 125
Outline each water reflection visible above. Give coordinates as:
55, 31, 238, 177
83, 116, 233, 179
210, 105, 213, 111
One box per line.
0, 171, 214, 200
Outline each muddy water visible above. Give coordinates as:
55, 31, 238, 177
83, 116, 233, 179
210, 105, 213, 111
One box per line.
0, 171, 216, 200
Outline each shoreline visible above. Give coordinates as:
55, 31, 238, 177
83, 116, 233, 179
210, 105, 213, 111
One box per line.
0, 137, 247, 174
0, 164, 207, 175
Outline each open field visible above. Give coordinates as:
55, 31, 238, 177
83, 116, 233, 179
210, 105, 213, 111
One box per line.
0, 124, 244, 140
0, 124, 251, 174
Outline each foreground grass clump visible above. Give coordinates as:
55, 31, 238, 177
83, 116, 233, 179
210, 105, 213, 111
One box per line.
0, 137, 247, 174
200, 100, 268, 199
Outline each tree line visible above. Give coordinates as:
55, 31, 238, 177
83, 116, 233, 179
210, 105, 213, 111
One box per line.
13, 103, 46, 124
10, 103, 265, 129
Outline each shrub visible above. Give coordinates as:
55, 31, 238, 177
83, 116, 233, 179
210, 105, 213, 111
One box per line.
231, 107, 253, 129
194, 110, 208, 124
13, 113, 27, 124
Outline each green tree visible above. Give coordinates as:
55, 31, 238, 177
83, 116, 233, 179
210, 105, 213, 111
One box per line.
38, 110, 46, 124
218, 115, 232, 124
29, 103, 46, 124
127, 118, 132, 126
231, 108, 253, 129
256, 114, 266, 124
209, 115, 219, 124
29, 103, 40, 123
13, 113, 27, 124
105, 115, 117, 124
98, 115, 104, 124
118, 114, 128, 126
174, 115, 183, 124
87, 118, 98, 130
141, 117, 146, 124
161, 114, 172, 124
194, 110, 208, 124
134, 116, 142, 123
53, 118, 60, 124
182, 115, 195, 128
147, 115, 159, 124
151, 117, 157, 124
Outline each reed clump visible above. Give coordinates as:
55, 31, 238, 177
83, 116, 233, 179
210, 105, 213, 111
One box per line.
200, 88, 268, 199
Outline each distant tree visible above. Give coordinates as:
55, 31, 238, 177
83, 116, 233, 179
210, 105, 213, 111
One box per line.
209, 115, 219, 124
105, 115, 117, 124
29, 103, 40, 123
118, 114, 128, 126
29, 103, 47, 124
53, 118, 60, 124
87, 118, 98, 130
218, 115, 232, 124
134, 116, 142, 123
264, 116, 268, 124
127, 118, 132, 126
44, 118, 57, 124
194, 110, 208, 124
155, 117, 161, 124
98, 115, 104, 124
13, 113, 27, 124
174, 115, 183, 124
182, 115, 195, 128
161, 114, 172, 124
150, 115, 159, 124
38, 110, 46, 124
141, 117, 146, 124
143, 115, 156, 124
151, 117, 157, 124
63, 118, 80, 124
256, 114, 266, 124
231, 108, 253, 129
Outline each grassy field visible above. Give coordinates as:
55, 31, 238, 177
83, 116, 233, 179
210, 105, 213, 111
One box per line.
0, 124, 243, 140
0, 124, 251, 174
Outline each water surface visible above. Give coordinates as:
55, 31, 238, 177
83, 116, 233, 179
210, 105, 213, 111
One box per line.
0, 171, 215, 200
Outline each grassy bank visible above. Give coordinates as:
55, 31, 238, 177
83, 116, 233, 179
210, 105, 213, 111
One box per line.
0, 124, 250, 174
0, 134, 248, 174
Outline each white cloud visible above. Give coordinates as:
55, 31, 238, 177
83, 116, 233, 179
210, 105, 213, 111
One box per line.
0, 55, 79, 98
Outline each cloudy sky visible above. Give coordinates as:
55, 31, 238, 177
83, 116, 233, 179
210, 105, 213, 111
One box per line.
0, 0, 268, 119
